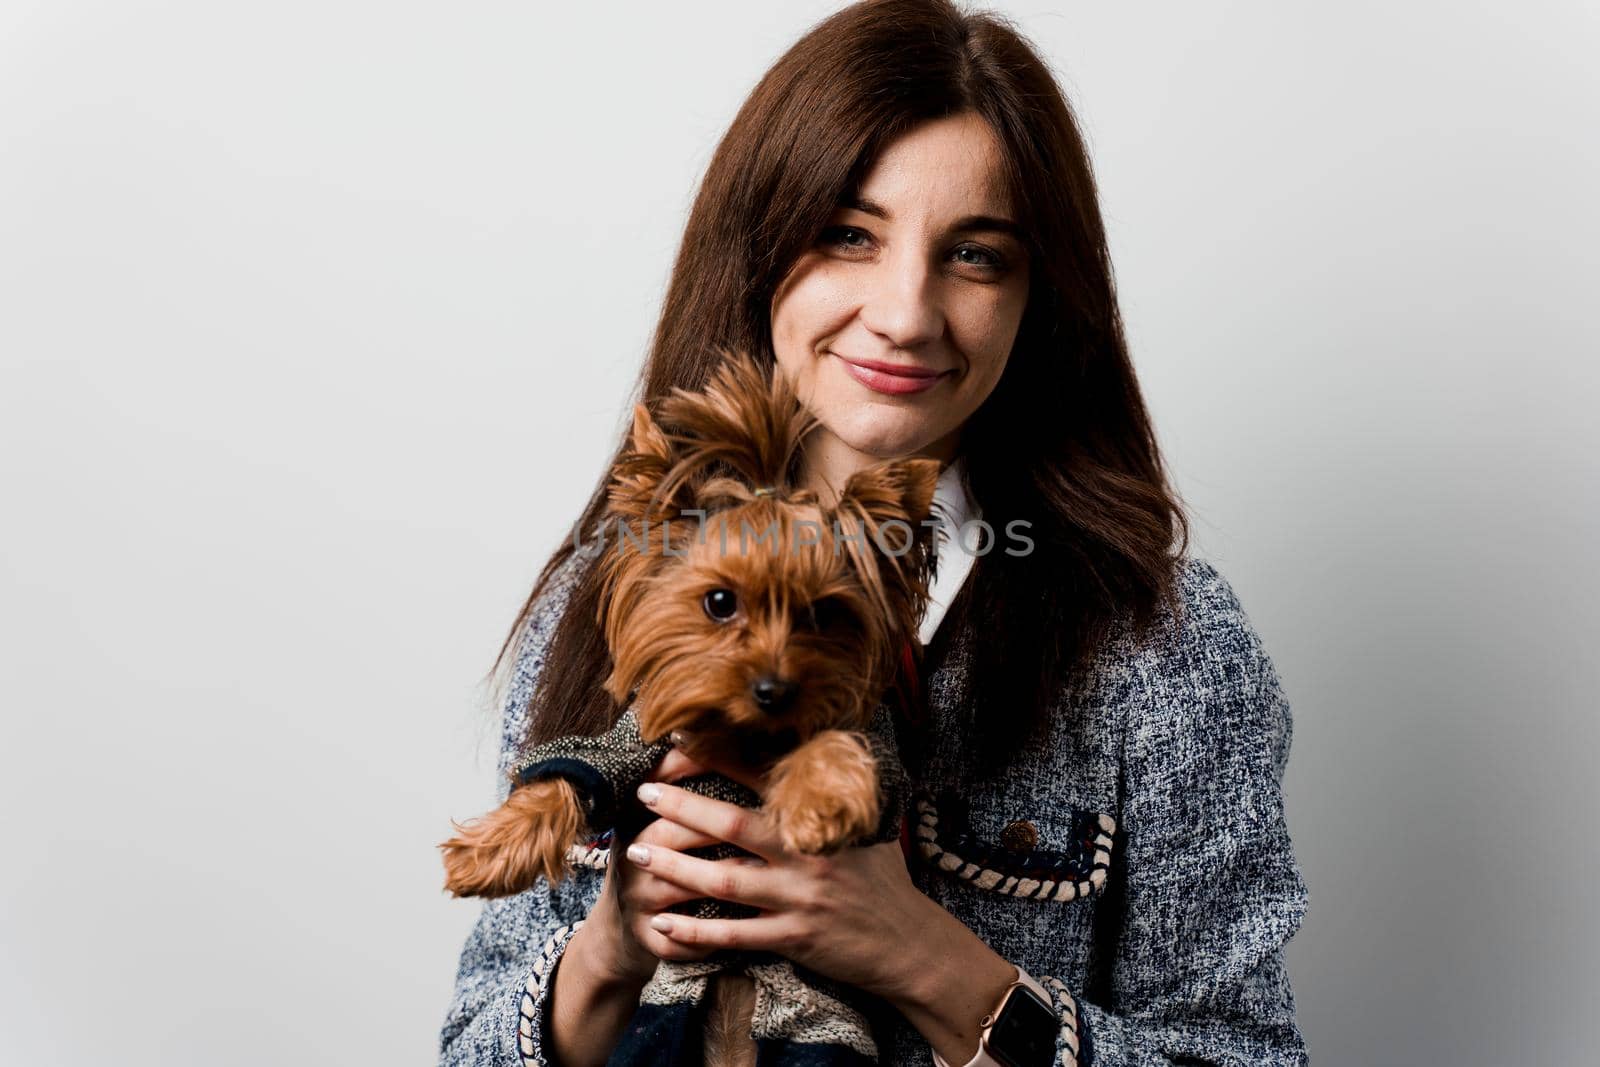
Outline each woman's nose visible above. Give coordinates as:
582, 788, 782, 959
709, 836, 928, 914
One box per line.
858, 246, 944, 349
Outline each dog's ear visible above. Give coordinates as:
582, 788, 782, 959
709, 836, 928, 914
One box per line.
837, 456, 943, 533
607, 403, 687, 521
833, 456, 943, 577
626, 402, 670, 462
832, 455, 943, 641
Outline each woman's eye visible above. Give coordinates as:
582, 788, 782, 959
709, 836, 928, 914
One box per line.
820, 225, 871, 250
702, 587, 739, 621
953, 243, 1005, 270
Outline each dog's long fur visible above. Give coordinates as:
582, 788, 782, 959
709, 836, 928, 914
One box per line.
440, 351, 939, 1064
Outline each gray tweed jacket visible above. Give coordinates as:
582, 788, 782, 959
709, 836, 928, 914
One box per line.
439, 553, 1310, 1066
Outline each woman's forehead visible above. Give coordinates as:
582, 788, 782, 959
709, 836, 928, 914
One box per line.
846, 113, 1015, 226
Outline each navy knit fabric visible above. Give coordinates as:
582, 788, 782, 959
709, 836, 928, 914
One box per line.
439, 552, 1311, 1066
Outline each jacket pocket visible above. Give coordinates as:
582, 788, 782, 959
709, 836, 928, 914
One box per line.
911, 787, 1115, 902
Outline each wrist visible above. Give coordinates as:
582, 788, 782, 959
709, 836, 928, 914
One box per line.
883, 893, 1015, 1022
930, 967, 1055, 1067
549, 920, 651, 1067
569, 908, 654, 992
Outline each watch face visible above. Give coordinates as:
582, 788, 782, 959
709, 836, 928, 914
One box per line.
987, 987, 1058, 1067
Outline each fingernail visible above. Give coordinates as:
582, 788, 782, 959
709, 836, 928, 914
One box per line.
637, 782, 661, 804
649, 914, 675, 934
626, 843, 651, 866
668, 730, 686, 747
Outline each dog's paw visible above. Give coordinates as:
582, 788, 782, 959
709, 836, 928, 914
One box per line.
765, 731, 881, 855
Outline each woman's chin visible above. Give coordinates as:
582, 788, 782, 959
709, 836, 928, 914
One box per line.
829, 420, 946, 462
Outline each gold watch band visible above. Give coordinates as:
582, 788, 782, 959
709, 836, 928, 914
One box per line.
931, 965, 1052, 1067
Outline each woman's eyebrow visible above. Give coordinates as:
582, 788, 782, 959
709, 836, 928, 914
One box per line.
840, 195, 1023, 241
950, 213, 1024, 241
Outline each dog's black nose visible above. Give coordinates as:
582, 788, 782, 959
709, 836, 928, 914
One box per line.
751, 675, 798, 714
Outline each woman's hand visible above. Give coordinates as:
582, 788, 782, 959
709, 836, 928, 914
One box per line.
572, 744, 1022, 1067
571, 744, 738, 987
620, 758, 1014, 1014
548, 744, 745, 1067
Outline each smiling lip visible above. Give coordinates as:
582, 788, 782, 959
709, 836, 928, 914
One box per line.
834, 354, 951, 396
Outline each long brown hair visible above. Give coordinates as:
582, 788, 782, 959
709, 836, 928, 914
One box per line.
500, 0, 1189, 774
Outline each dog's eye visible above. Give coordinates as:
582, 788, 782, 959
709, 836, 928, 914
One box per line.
802, 596, 853, 631
702, 587, 739, 622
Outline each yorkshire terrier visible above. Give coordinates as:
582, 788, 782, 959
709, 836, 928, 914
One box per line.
440, 352, 940, 1067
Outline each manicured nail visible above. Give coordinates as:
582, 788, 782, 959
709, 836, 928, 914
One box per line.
625, 843, 651, 866
650, 914, 675, 934
637, 782, 661, 804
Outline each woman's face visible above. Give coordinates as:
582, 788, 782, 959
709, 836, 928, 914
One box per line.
770, 110, 1031, 477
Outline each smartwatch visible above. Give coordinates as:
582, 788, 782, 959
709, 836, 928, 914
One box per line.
931, 966, 1059, 1067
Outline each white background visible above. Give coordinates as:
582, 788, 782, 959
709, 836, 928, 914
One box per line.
2, 2, 1596, 1064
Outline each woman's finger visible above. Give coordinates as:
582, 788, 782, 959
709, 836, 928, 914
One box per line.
636, 729, 768, 796
647, 746, 708, 784
647, 911, 799, 954
619, 821, 744, 909
635, 923, 717, 963
664, 734, 770, 795
635, 781, 783, 859
622, 840, 789, 909
620, 866, 714, 913
634, 814, 722, 853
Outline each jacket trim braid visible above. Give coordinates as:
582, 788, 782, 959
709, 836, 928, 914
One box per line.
564, 827, 614, 870
518, 921, 584, 1067
911, 791, 1115, 902
1039, 975, 1089, 1067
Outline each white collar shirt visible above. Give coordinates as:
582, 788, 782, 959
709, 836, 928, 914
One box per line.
918, 456, 978, 648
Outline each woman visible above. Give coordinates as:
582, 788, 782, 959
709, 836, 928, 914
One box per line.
441, 2, 1309, 1065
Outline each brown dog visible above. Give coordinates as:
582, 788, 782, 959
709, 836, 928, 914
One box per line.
440, 352, 939, 1067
